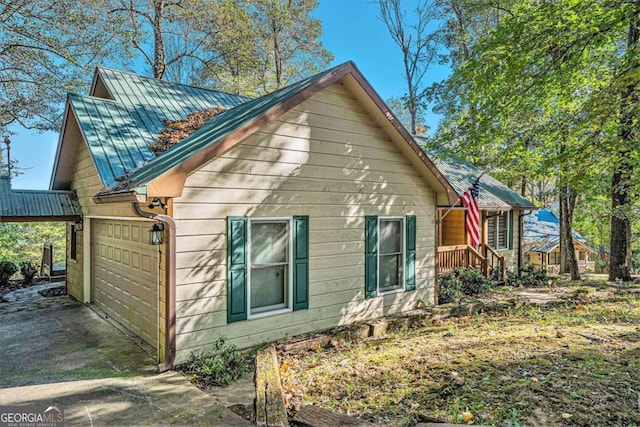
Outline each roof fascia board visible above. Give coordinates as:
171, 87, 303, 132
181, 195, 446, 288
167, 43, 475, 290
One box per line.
93, 191, 147, 204
144, 64, 355, 197
145, 62, 457, 201
49, 98, 72, 190
89, 67, 116, 99
341, 67, 458, 205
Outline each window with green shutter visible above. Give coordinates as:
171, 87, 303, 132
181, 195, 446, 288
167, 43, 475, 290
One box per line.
227, 216, 309, 323
365, 215, 417, 298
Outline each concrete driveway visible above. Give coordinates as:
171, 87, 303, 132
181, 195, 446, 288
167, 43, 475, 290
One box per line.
0, 285, 252, 426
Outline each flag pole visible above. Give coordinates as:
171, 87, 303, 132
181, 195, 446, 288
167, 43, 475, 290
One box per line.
437, 172, 485, 224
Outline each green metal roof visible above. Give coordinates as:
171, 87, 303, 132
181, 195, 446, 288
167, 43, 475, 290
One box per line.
70, 94, 156, 187
70, 67, 250, 188
0, 177, 82, 221
96, 68, 250, 121
419, 141, 537, 210
113, 63, 348, 191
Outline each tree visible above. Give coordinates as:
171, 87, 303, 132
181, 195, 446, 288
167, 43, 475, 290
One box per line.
377, 0, 441, 134
0, 0, 128, 133
105, 0, 332, 96
436, 0, 639, 280
195, 0, 333, 96
0, 223, 66, 267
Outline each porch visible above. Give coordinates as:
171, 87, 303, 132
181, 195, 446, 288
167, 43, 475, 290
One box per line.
438, 243, 506, 280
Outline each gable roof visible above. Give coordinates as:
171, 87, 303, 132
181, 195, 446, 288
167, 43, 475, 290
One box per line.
420, 143, 537, 210
0, 177, 82, 222
51, 68, 249, 190
523, 208, 594, 253
53, 62, 458, 203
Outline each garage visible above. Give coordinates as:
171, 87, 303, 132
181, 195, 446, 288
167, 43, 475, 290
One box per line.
91, 219, 158, 350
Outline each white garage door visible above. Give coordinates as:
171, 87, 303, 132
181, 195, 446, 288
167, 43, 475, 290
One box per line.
91, 219, 158, 349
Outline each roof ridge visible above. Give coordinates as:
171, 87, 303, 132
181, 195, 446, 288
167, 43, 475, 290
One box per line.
95, 66, 253, 100
108, 61, 362, 190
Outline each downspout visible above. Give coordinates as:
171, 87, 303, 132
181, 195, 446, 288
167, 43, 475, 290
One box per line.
133, 202, 176, 372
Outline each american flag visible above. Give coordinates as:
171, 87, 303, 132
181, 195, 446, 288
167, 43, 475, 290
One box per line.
460, 178, 480, 246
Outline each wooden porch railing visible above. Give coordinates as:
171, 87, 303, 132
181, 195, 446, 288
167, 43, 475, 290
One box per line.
438, 244, 506, 280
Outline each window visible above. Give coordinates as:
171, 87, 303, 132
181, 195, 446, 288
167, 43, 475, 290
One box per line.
379, 218, 404, 292
70, 224, 78, 262
487, 211, 512, 250
226, 216, 309, 323
365, 215, 416, 298
249, 219, 290, 316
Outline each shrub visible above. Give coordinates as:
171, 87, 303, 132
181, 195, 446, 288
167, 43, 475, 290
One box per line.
456, 267, 494, 296
20, 261, 38, 285
438, 272, 464, 304
178, 336, 249, 386
0, 261, 18, 286
506, 265, 548, 287
438, 267, 495, 304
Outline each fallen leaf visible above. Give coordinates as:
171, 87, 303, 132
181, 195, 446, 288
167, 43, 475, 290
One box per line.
556, 331, 565, 338
530, 377, 539, 382
561, 413, 573, 419
461, 410, 473, 422
576, 304, 586, 310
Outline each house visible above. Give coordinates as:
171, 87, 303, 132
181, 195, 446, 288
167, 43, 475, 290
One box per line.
523, 208, 596, 273
47, 62, 461, 369
417, 147, 538, 278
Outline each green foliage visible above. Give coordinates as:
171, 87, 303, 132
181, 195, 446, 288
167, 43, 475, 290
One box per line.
438, 272, 464, 304
0, 223, 66, 267
19, 261, 38, 285
179, 336, 249, 386
439, 267, 494, 304
0, 261, 18, 286
0, 0, 129, 131
506, 265, 548, 287
434, 0, 639, 278
174, 0, 334, 96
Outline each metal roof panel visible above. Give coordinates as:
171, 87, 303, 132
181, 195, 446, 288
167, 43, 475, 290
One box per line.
422, 144, 538, 210
0, 177, 82, 220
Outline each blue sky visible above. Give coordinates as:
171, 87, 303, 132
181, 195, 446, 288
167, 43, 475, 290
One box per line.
10, 0, 450, 190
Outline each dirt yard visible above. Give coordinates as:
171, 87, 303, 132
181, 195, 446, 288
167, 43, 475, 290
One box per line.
280, 284, 640, 426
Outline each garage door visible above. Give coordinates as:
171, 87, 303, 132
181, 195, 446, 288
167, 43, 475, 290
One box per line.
92, 219, 158, 349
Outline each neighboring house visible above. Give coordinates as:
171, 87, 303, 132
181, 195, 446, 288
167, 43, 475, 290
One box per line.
523, 208, 596, 273
46, 62, 461, 368
418, 147, 538, 278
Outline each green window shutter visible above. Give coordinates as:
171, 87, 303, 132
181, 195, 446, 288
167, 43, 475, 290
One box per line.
293, 215, 309, 311
365, 215, 378, 298
508, 211, 514, 250
405, 215, 417, 291
227, 216, 247, 323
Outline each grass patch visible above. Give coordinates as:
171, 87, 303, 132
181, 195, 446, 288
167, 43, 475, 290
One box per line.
281, 290, 640, 426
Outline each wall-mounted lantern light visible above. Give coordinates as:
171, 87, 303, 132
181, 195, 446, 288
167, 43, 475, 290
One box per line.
150, 223, 164, 245
74, 221, 83, 232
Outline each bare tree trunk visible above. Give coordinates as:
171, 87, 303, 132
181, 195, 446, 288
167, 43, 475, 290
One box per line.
559, 184, 580, 280
152, 0, 166, 79
609, 8, 638, 281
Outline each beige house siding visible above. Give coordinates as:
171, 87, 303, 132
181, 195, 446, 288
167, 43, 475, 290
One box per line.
66, 223, 83, 299
172, 83, 438, 362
